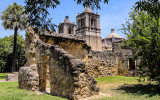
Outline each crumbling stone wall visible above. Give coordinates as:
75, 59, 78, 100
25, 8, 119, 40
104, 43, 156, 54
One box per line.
39, 34, 90, 60
19, 27, 39, 90
18, 27, 99, 100
83, 51, 118, 78
36, 40, 99, 99
112, 41, 132, 76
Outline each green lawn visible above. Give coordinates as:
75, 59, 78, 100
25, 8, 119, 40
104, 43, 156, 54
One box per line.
0, 73, 10, 79
0, 82, 67, 100
95, 76, 160, 100
0, 76, 160, 100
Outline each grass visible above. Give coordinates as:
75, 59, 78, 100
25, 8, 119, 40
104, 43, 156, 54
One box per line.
0, 73, 10, 79
0, 75, 160, 100
0, 82, 67, 100
95, 76, 160, 100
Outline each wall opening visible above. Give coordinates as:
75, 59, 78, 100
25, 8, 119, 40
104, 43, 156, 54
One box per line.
128, 58, 135, 71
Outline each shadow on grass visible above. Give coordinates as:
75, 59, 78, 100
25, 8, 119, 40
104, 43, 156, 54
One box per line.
0, 76, 6, 79
117, 84, 160, 97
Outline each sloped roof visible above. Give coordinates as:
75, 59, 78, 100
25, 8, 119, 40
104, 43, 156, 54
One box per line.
105, 29, 122, 39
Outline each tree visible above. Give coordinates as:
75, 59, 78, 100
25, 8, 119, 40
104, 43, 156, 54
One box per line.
1, 2, 28, 73
24, 0, 109, 32
0, 35, 26, 73
122, 7, 160, 83
135, 0, 160, 19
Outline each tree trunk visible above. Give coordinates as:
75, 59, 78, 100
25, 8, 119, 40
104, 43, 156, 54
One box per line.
12, 27, 18, 73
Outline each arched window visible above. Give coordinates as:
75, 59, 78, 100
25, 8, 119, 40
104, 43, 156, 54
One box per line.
68, 26, 72, 34
91, 17, 96, 27
81, 18, 85, 27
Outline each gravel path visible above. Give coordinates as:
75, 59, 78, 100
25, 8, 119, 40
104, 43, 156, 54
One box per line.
0, 79, 6, 82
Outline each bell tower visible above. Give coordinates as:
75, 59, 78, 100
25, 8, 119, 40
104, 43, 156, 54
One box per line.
76, 6, 102, 51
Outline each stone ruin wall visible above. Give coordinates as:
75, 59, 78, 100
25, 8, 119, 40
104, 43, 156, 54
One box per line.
39, 34, 118, 78
83, 51, 118, 78
36, 39, 99, 99
18, 27, 131, 100
112, 41, 132, 76
18, 27, 99, 100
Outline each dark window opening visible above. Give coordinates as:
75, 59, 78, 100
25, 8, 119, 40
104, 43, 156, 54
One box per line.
91, 17, 96, 27
68, 26, 73, 34
129, 58, 135, 70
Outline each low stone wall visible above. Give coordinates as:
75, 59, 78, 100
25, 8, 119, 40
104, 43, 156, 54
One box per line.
6, 72, 18, 81
83, 51, 118, 78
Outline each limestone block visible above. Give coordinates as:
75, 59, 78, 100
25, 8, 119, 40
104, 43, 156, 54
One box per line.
6, 72, 18, 81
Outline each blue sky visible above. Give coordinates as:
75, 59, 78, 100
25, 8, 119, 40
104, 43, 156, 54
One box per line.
0, 0, 139, 39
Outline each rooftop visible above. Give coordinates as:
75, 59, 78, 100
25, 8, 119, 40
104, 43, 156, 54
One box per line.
105, 29, 122, 39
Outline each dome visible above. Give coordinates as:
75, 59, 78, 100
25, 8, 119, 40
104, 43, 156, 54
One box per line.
105, 29, 122, 39
82, 6, 94, 14
62, 16, 74, 24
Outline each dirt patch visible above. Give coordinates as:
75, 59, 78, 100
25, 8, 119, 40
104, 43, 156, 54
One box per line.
79, 92, 112, 100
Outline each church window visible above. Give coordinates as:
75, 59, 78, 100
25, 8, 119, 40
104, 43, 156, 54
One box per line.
91, 17, 96, 27
68, 26, 73, 34
81, 18, 85, 27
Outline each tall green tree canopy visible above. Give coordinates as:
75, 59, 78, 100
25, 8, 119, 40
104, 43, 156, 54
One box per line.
122, 7, 160, 83
24, 0, 109, 31
0, 34, 26, 73
1, 2, 27, 73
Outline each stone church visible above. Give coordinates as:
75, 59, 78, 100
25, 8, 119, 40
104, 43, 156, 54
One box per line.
18, 6, 137, 100
57, 6, 123, 51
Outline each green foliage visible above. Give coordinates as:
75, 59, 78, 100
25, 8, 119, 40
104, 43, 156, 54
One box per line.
0, 35, 26, 72
24, 0, 109, 32
1, 2, 28, 30
122, 7, 160, 83
135, 0, 160, 19
1, 2, 27, 72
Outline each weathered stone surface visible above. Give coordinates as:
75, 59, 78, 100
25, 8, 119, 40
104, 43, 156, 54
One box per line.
18, 66, 39, 90
6, 72, 18, 81
18, 27, 39, 91
19, 27, 99, 100
36, 39, 99, 100
83, 51, 118, 78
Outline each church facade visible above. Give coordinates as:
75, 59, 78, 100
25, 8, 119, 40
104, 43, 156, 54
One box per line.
58, 6, 123, 51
